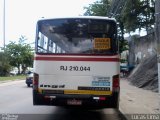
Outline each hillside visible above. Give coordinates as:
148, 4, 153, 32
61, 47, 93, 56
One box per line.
128, 54, 158, 92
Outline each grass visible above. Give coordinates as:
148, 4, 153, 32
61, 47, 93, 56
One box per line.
0, 75, 26, 81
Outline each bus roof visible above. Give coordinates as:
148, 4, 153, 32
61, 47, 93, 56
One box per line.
37, 16, 116, 23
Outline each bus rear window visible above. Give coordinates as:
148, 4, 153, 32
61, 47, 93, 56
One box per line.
36, 18, 118, 55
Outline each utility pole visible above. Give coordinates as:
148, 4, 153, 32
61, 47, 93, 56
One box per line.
155, 0, 160, 93
3, 0, 6, 49
145, 0, 149, 35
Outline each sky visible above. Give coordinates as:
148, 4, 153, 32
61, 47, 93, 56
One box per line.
0, 0, 97, 48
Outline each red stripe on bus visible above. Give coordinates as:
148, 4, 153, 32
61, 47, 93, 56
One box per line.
34, 56, 119, 62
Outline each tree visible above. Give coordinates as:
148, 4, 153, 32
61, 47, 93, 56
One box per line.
121, 0, 142, 33
121, 0, 155, 34
139, 0, 155, 33
84, 0, 111, 16
0, 52, 11, 76
4, 36, 34, 74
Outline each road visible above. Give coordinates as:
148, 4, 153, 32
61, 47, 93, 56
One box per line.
0, 79, 159, 120
0, 80, 126, 120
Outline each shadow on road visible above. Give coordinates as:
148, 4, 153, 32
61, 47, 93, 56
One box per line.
17, 107, 127, 120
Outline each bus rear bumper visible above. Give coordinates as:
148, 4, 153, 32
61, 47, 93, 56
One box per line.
33, 90, 119, 109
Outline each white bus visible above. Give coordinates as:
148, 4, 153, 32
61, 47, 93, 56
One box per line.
33, 16, 120, 108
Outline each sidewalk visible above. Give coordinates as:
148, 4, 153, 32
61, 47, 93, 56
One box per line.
120, 78, 160, 114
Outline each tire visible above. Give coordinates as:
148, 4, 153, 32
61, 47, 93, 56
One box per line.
33, 90, 39, 105
27, 84, 30, 87
111, 92, 120, 109
33, 90, 44, 105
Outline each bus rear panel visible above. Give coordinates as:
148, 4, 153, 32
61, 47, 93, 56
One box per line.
33, 16, 120, 109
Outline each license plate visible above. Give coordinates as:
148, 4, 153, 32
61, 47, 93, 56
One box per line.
67, 99, 82, 105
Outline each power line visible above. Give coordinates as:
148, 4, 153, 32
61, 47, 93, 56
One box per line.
107, 0, 128, 17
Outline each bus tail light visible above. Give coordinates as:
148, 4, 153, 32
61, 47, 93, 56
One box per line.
112, 74, 120, 91
99, 97, 106, 101
33, 73, 39, 90
93, 97, 106, 101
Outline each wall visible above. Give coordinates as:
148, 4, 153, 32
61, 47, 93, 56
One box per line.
128, 30, 156, 66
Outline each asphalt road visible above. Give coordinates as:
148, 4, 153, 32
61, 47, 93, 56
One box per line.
0, 80, 127, 120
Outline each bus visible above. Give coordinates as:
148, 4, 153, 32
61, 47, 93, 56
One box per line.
33, 16, 120, 109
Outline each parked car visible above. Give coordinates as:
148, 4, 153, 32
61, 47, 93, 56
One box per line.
10, 71, 17, 76
26, 72, 33, 87
10, 70, 18, 76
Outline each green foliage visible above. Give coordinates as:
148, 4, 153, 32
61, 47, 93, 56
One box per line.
121, 0, 141, 32
121, 0, 155, 33
120, 59, 127, 63
139, 0, 155, 29
4, 36, 34, 74
119, 38, 129, 53
83, 0, 111, 16
0, 52, 11, 76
